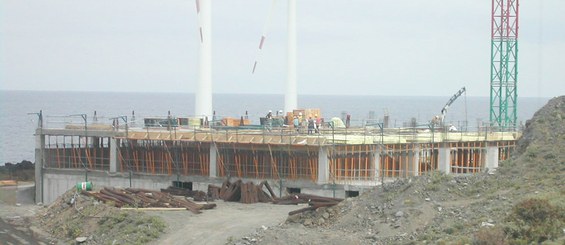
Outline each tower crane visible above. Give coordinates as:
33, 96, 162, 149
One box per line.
432, 87, 466, 129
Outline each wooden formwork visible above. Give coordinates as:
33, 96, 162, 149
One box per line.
417, 143, 440, 174
117, 140, 209, 176
215, 143, 318, 182
44, 135, 111, 170
449, 142, 485, 174
329, 144, 375, 181
497, 140, 515, 161
379, 144, 418, 178
40, 131, 518, 182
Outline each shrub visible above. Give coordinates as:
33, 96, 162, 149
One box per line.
505, 198, 565, 243
472, 227, 507, 245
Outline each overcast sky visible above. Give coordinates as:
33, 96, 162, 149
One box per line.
1, 0, 563, 97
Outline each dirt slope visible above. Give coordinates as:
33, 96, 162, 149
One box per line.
231, 96, 565, 245
36, 188, 166, 244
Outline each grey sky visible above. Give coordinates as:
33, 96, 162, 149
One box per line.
1, 0, 564, 97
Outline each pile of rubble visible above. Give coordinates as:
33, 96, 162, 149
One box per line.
82, 187, 216, 214
38, 188, 168, 244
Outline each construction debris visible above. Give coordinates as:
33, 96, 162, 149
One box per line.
82, 187, 216, 214
211, 179, 277, 204
160, 186, 209, 201
273, 193, 344, 215
209, 178, 342, 215
208, 185, 221, 200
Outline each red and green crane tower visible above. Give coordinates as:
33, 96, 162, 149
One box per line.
490, 0, 519, 130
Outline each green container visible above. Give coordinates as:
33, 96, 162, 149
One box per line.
76, 182, 93, 191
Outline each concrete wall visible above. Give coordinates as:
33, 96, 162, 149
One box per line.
43, 169, 182, 204
41, 169, 358, 204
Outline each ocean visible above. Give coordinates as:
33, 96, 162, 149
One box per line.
0, 90, 549, 164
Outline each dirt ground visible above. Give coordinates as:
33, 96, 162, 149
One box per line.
0, 183, 56, 245
152, 201, 299, 245
0, 182, 300, 245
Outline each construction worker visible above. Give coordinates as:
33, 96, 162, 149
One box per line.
315, 115, 321, 133
265, 110, 273, 131
307, 117, 315, 135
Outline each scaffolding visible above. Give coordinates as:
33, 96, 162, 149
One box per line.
39, 116, 519, 187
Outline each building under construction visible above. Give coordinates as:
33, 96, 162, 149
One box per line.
33, 113, 518, 204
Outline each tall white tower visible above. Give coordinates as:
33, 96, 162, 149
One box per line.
285, 0, 297, 113
195, 0, 212, 118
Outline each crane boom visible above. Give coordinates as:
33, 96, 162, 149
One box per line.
433, 87, 466, 126
441, 87, 466, 115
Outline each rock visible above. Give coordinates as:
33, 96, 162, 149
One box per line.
303, 219, 312, 226
287, 214, 300, 223
36, 202, 43, 206
437, 207, 443, 212
480, 222, 495, 227
395, 211, 404, 217
75, 237, 88, 243
261, 225, 268, 230
317, 218, 325, 225
424, 198, 431, 201
322, 212, 329, 219
487, 219, 494, 223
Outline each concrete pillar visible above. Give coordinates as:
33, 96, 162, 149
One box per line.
34, 129, 45, 204
317, 147, 329, 184
209, 143, 218, 178
374, 151, 381, 179
438, 144, 451, 174
412, 145, 420, 176
485, 145, 499, 172
109, 138, 118, 172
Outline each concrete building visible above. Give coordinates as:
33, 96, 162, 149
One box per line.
34, 116, 517, 204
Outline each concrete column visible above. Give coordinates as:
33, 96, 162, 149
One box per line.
374, 150, 381, 179
34, 129, 45, 204
412, 145, 420, 176
317, 147, 329, 184
209, 143, 218, 178
485, 145, 499, 172
438, 144, 451, 174
109, 138, 118, 172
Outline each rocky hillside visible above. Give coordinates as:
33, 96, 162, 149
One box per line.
231, 96, 565, 245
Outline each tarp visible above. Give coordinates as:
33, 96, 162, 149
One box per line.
329, 117, 346, 128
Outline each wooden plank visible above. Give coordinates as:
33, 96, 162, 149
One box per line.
121, 207, 187, 211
